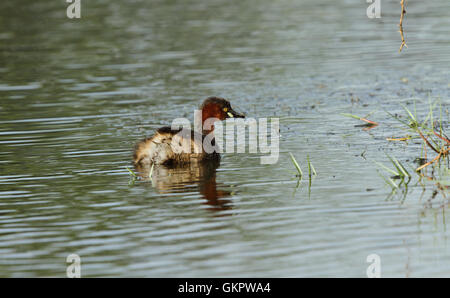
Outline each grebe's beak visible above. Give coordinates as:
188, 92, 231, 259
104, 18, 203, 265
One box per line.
226, 108, 245, 119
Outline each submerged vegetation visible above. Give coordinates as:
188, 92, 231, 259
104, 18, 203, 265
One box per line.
378, 99, 449, 203
126, 164, 154, 185
289, 152, 317, 179
289, 152, 303, 178
289, 152, 317, 198
126, 167, 138, 185
341, 112, 379, 131
343, 98, 448, 205
386, 100, 449, 172
375, 154, 412, 202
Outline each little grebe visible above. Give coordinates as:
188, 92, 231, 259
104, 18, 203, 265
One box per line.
133, 97, 244, 167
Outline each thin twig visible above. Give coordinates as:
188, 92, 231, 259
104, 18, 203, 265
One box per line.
416, 152, 442, 172
433, 130, 450, 145
386, 136, 411, 141
416, 147, 450, 172
417, 129, 440, 154
359, 117, 378, 125
399, 0, 407, 52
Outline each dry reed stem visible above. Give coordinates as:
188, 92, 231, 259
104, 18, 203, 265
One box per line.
416, 147, 450, 172
399, 0, 407, 52
359, 117, 378, 125
418, 129, 440, 154
386, 137, 410, 141
433, 131, 450, 145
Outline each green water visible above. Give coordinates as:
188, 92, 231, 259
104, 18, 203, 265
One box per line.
0, 0, 449, 277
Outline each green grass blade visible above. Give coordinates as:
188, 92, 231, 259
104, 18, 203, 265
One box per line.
386, 110, 410, 127
373, 161, 399, 176
126, 167, 137, 177
311, 163, 317, 176
401, 104, 416, 122
289, 152, 303, 177
377, 170, 398, 189
340, 113, 362, 120
306, 155, 317, 176
386, 154, 409, 178
149, 163, 154, 180
392, 157, 410, 178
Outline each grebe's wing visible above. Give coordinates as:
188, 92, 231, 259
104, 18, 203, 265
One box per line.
133, 127, 204, 166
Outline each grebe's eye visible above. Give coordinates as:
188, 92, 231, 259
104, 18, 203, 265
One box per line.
223, 107, 228, 112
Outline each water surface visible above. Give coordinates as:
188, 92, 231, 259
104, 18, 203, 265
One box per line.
0, 0, 449, 277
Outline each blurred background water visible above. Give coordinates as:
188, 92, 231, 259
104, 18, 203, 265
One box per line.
0, 0, 449, 277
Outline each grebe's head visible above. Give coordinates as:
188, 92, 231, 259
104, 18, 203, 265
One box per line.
200, 97, 245, 123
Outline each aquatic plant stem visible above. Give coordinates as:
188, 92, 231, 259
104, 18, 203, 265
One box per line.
433, 130, 450, 145
289, 152, 303, 178
341, 113, 378, 126
399, 0, 407, 52
416, 147, 450, 172
149, 163, 154, 181
417, 129, 440, 154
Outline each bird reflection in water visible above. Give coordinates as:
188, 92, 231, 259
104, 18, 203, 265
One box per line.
135, 159, 232, 211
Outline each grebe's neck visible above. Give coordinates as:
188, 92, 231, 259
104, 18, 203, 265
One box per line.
201, 119, 215, 135
201, 108, 221, 135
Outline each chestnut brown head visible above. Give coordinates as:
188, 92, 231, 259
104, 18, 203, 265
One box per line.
200, 96, 245, 124
200, 97, 245, 134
